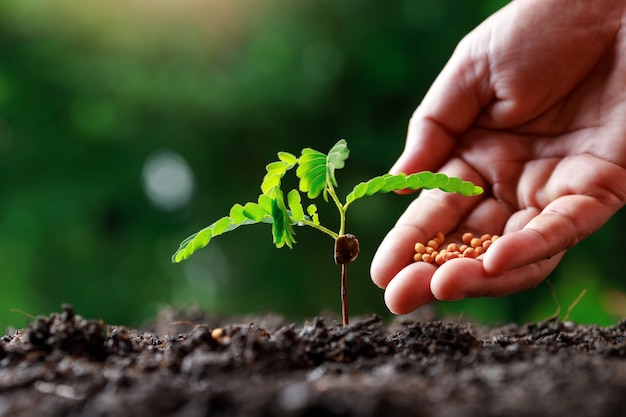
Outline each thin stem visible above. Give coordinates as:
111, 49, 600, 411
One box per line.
341, 263, 348, 326
297, 219, 339, 240
326, 181, 347, 236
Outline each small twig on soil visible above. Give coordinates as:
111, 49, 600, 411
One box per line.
546, 280, 562, 320
563, 289, 587, 322
10, 308, 36, 323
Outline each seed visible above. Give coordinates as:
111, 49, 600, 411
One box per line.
211, 328, 224, 339
334, 233, 360, 264
447, 243, 460, 252
462, 247, 476, 258
414, 231, 499, 266
415, 242, 427, 254
443, 251, 459, 262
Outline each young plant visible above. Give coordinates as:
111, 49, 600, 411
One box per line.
172, 139, 483, 325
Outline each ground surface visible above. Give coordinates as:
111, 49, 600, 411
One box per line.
1, 304, 626, 417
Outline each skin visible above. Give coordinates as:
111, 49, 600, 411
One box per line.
370, 0, 626, 314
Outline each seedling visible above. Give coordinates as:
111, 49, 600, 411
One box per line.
172, 139, 483, 325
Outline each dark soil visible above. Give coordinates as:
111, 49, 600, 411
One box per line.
1, 304, 626, 417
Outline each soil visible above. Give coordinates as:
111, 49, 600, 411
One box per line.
1, 304, 626, 417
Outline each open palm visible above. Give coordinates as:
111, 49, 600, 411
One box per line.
371, 0, 626, 314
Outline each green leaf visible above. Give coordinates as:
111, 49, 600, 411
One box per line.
365, 176, 386, 194
458, 182, 484, 196
307, 204, 320, 225
229, 204, 246, 223
261, 173, 281, 194
266, 161, 289, 175
346, 178, 368, 203
270, 187, 296, 248
440, 176, 462, 192
212, 217, 233, 236
296, 149, 327, 199
326, 139, 349, 187
296, 139, 350, 199
243, 202, 266, 221
344, 171, 483, 206
258, 194, 273, 213
379, 173, 407, 193
172, 210, 270, 263
261, 153, 297, 196
406, 171, 436, 189
278, 151, 298, 165
287, 189, 305, 221
433, 173, 451, 189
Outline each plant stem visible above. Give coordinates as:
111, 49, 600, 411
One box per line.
325, 181, 347, 236
341, 263, 348, 326
334, 234, 359, 326
297, 219, 339, 240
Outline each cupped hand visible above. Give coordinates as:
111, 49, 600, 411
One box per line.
371, 0, 626, 314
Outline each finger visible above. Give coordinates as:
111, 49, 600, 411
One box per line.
384, 262, 437, 314
430, 254, 564, 301
371, 223, 428, 289
483, 194, 618, 276
390, 115, 458, 178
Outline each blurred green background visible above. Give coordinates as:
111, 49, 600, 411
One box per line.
1, 0, 624, 331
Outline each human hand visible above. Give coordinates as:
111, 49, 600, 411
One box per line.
371, 0, 626, 314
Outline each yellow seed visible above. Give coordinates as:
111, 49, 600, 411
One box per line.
462, 247, 476, 258
443, 251, 459, 262
414, 231, 499, 267
447, 243, 460, 252
415, 242, 427, 254
427, 239, 439, 249
211, 328, 224, 339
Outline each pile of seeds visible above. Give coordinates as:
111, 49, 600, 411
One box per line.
414, 232, 499, 265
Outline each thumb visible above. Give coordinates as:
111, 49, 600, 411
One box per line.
391, 23, 493, 176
